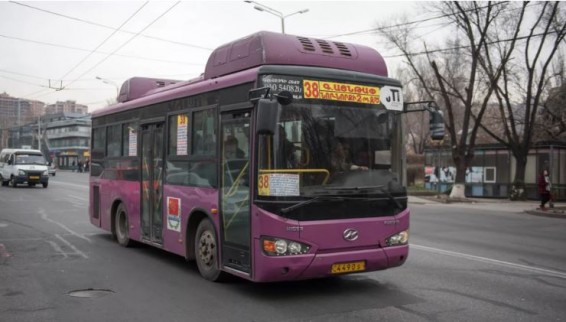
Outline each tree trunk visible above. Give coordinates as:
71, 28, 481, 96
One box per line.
510, 154, 528, 200
449, 157, 468, 199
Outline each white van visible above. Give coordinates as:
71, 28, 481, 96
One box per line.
0, 149, 49, 188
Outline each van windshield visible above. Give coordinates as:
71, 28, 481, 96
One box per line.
15, 154, 46, 165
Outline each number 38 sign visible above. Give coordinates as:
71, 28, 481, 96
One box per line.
258, 174, 270, 196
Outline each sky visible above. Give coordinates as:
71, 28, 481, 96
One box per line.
0, 0, 439, 112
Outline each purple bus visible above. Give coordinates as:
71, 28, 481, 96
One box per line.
89, 31, 441, 282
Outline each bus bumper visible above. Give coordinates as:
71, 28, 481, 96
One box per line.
252, 245, 408, 282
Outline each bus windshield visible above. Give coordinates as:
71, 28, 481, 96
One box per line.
257, 100, 404, 206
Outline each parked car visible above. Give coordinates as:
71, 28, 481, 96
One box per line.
48, 163, 56, 176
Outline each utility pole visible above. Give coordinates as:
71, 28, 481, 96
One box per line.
38, 115, 41, 151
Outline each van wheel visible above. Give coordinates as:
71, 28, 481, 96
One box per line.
10, 177, 17, 188
42, 182, 48, 188
1, 176, 7, 186
115, 203, 132, 247
195, 218, 228, 282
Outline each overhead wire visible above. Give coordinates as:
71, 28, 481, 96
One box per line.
57, 1, 149, 82
0, 33, 203, 66
61, 2, 181, 91
9, 1, 213, 51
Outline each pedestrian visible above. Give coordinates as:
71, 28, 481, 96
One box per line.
72, 160, 76, 172
77, 160, 83, 173
537, 169, 551, 210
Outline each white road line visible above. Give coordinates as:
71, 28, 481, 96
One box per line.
54, 234, 88, 259
412, 244, 566, 280
38, 208, 91, 243
47, 240, 68, 259
68, 195, 88, 202
49, 181, 88, 189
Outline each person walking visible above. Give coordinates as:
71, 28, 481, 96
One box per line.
537, 169, 551, 210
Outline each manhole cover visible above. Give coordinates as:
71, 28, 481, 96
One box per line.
68, 288, 114, 298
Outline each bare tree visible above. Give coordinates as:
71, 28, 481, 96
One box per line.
378, 2, 521, 198
474, 2, 566, 198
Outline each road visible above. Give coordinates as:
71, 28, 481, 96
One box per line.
1, 172, 566, 322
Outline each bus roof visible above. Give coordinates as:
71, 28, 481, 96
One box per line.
93, 31, 389, 117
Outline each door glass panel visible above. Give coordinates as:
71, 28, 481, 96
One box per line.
152, 127, 164, 242
221, 111, 251, 270
141, 130, 151, 238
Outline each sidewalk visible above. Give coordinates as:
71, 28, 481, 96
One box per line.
408, 195, 566, 219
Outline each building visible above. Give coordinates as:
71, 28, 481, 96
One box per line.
45, 100, 88, 114
43, 112, 91, 170
424, 142, 566, 201
0, 93, 45, 150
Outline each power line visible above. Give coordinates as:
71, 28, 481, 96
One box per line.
61, 2, 182, 91
0, 33, 203, 66
382, 31, 563, 59
9, 1, 213, 51
58, 2, 149, 82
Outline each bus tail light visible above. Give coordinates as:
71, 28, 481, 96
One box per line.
385, 230, 409, 246
262, 237, 310, 256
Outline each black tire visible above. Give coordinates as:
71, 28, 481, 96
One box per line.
115, 203, 132, 247
1, 176, 7, 186
195, 218, 227, 282
42, 182, 48, 188
10, 177, 17, 188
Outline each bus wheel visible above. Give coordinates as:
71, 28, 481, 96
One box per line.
115, 204, 132, 247
195, 219, 227, 282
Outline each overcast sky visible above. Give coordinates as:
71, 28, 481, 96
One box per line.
0, 1, 438, 112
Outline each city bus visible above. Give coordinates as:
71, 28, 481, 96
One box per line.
89, 31, 443, 282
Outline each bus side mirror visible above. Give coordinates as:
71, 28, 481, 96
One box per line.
430, 110, 445, 140
255, 99, 280, 135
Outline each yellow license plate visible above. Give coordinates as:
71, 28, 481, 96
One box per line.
30, 176, 40, 180
331, 261, 366, 274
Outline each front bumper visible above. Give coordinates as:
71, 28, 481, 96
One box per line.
14, 175, 49, 184
252, 244, 408, 282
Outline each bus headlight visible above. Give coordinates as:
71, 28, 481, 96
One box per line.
262, 237, 310, 256
386, 230, 409, 246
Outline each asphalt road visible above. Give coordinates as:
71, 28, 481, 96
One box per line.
1, 171, 566, 322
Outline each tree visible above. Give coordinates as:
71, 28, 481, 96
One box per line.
473, 1, 566, 198
378, 2, 522, 198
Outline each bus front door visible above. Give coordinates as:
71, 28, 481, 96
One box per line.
140, 122, 164, 244
220, 111, 251, 273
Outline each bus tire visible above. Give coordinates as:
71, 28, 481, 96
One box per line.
195, 218, 227, 282
115, 203, 132, 247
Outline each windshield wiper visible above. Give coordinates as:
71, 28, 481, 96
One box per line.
323, 185, 403, 210
280, 196, 344, 214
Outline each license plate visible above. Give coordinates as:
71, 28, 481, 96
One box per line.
29, 176, 40, 180
331, 261, 366, 274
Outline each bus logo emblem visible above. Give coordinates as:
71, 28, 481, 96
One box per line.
343, 229, 359, 241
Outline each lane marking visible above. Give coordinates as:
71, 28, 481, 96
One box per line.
412, 244, 566, 280
47, 240, 68, 259
49, 181, 88, 189
54, 234, 88, 259
38, 208, 91, 243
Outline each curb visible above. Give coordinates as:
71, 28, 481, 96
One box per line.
524, 209, 566, 219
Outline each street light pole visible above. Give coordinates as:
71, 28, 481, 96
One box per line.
96, 76, 119, 96
245, 1, 309, 34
